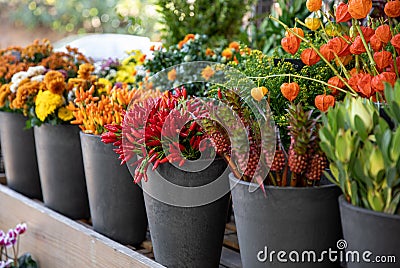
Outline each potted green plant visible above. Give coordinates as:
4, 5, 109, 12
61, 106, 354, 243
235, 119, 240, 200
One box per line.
319, 81, 400, 268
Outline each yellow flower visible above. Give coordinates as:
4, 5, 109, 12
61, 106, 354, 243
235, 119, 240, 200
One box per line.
168, 69, 177, 81
201, 66, 215, 81
35, 90, 64, 121
58, 106, 74, 121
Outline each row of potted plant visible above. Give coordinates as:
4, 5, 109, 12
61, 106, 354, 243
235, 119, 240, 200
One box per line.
0, 1, 400, 267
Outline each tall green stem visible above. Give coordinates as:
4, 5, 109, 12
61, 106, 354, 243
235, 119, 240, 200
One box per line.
354, 21, 378, 75
248, 73, 357, 96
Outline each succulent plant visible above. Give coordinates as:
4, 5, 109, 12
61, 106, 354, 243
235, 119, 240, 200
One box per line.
319, 80, 400, 214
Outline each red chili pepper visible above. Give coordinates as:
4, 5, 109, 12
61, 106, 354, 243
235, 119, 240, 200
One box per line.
146, 139, 162, 147
134, 173, 144, 183
152, 159, 161, 170
218, 88, 223, 100
182, 87, 187, 99
179, 159, 185, 167
189, 121, 197, 132
160, 157, 169, 164
149, 153, 158, 163
104, 124, 120, 133
113, 140, 122, 146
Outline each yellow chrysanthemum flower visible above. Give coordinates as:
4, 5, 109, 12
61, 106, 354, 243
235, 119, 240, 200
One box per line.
58, 106, 74, 121
35, 90, 64, 121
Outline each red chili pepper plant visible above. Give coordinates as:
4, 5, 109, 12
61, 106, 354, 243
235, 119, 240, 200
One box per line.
101, 86, 278, 190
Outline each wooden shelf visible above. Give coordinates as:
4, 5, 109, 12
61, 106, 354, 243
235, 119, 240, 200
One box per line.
0, 184, 164, 268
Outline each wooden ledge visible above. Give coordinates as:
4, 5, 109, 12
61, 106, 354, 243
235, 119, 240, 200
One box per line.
0, 184, 164, 268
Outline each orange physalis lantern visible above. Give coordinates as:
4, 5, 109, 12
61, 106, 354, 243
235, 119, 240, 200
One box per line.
371, 72, 397, 92
360, 26, 375, 43
327, 76, 345, 95
370, 35, 384, 52
251, 87, 268, 102
315, 94, 335, 112
350, 36, 367, 55
281, 35, 300, 55
280, 82, 300, 102
375, 25, 392, 44
336, 3, 352, 23
374, 50, 393, 71
305, 18, 321, 31
384, 1, 400, 18
349, 73, 374, 98
391, 34, 400, 53
348, 0, 372, 19
319, 44, 335, 62
301, 48, 320, 66
306, 0, 322, 12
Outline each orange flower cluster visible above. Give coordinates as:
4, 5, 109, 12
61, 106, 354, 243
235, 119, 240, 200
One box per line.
20, 39, 53, 61
40, 46, 90, 77
178, 34, 196, 49
72, 82, 161, 135
9, 79, 42, 111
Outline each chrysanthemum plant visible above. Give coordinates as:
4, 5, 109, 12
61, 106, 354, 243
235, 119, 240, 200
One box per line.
0, 39, 92, 128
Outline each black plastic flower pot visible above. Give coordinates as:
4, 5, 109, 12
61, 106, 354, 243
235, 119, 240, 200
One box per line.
0, 112, 42, 199
34, 124, 90, 219
141, 158, 230, 268
339, 195, 400, 268
229, 173, 343, 268
80, 132, 147, 245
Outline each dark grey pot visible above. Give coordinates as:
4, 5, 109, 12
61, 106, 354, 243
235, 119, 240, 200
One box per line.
0, 112, 42, 199
229, 174, 343, 268
142, 158, 230, 268
339, 195, 400, 268
80, 132, 147, 245
34, 124, 90, 219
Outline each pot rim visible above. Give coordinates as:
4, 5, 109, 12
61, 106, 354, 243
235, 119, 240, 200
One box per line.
229, 172, 338, 191
79, 131, 101, 138
339, 195, 400, 220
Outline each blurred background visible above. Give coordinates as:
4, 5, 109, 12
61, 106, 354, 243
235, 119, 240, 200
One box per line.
0, 0, 312, 55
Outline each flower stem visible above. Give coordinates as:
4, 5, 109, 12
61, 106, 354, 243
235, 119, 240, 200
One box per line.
389, 19, 399, 79
354, 21, 378, 75
269, 15, 357, 95
248, 74, 357, 96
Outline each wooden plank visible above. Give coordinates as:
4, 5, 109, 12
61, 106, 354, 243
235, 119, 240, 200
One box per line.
0, 173, 6, 185
220, 247, 242, 268
0, 184, 164, 268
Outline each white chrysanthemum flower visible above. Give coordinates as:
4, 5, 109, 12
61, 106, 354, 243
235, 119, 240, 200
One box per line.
26, 66, 46, 77
67, 90, 75, 102
9, 83, 18, 93
11, 71, 28, 84
31, 74, 45, 82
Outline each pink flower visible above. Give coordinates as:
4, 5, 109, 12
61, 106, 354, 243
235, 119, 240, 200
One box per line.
14, 223, 27, 235
0, 231, 5, 246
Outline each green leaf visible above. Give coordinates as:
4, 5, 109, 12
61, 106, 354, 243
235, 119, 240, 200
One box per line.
354, 115, 368, 140
391, 127, 400, 161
